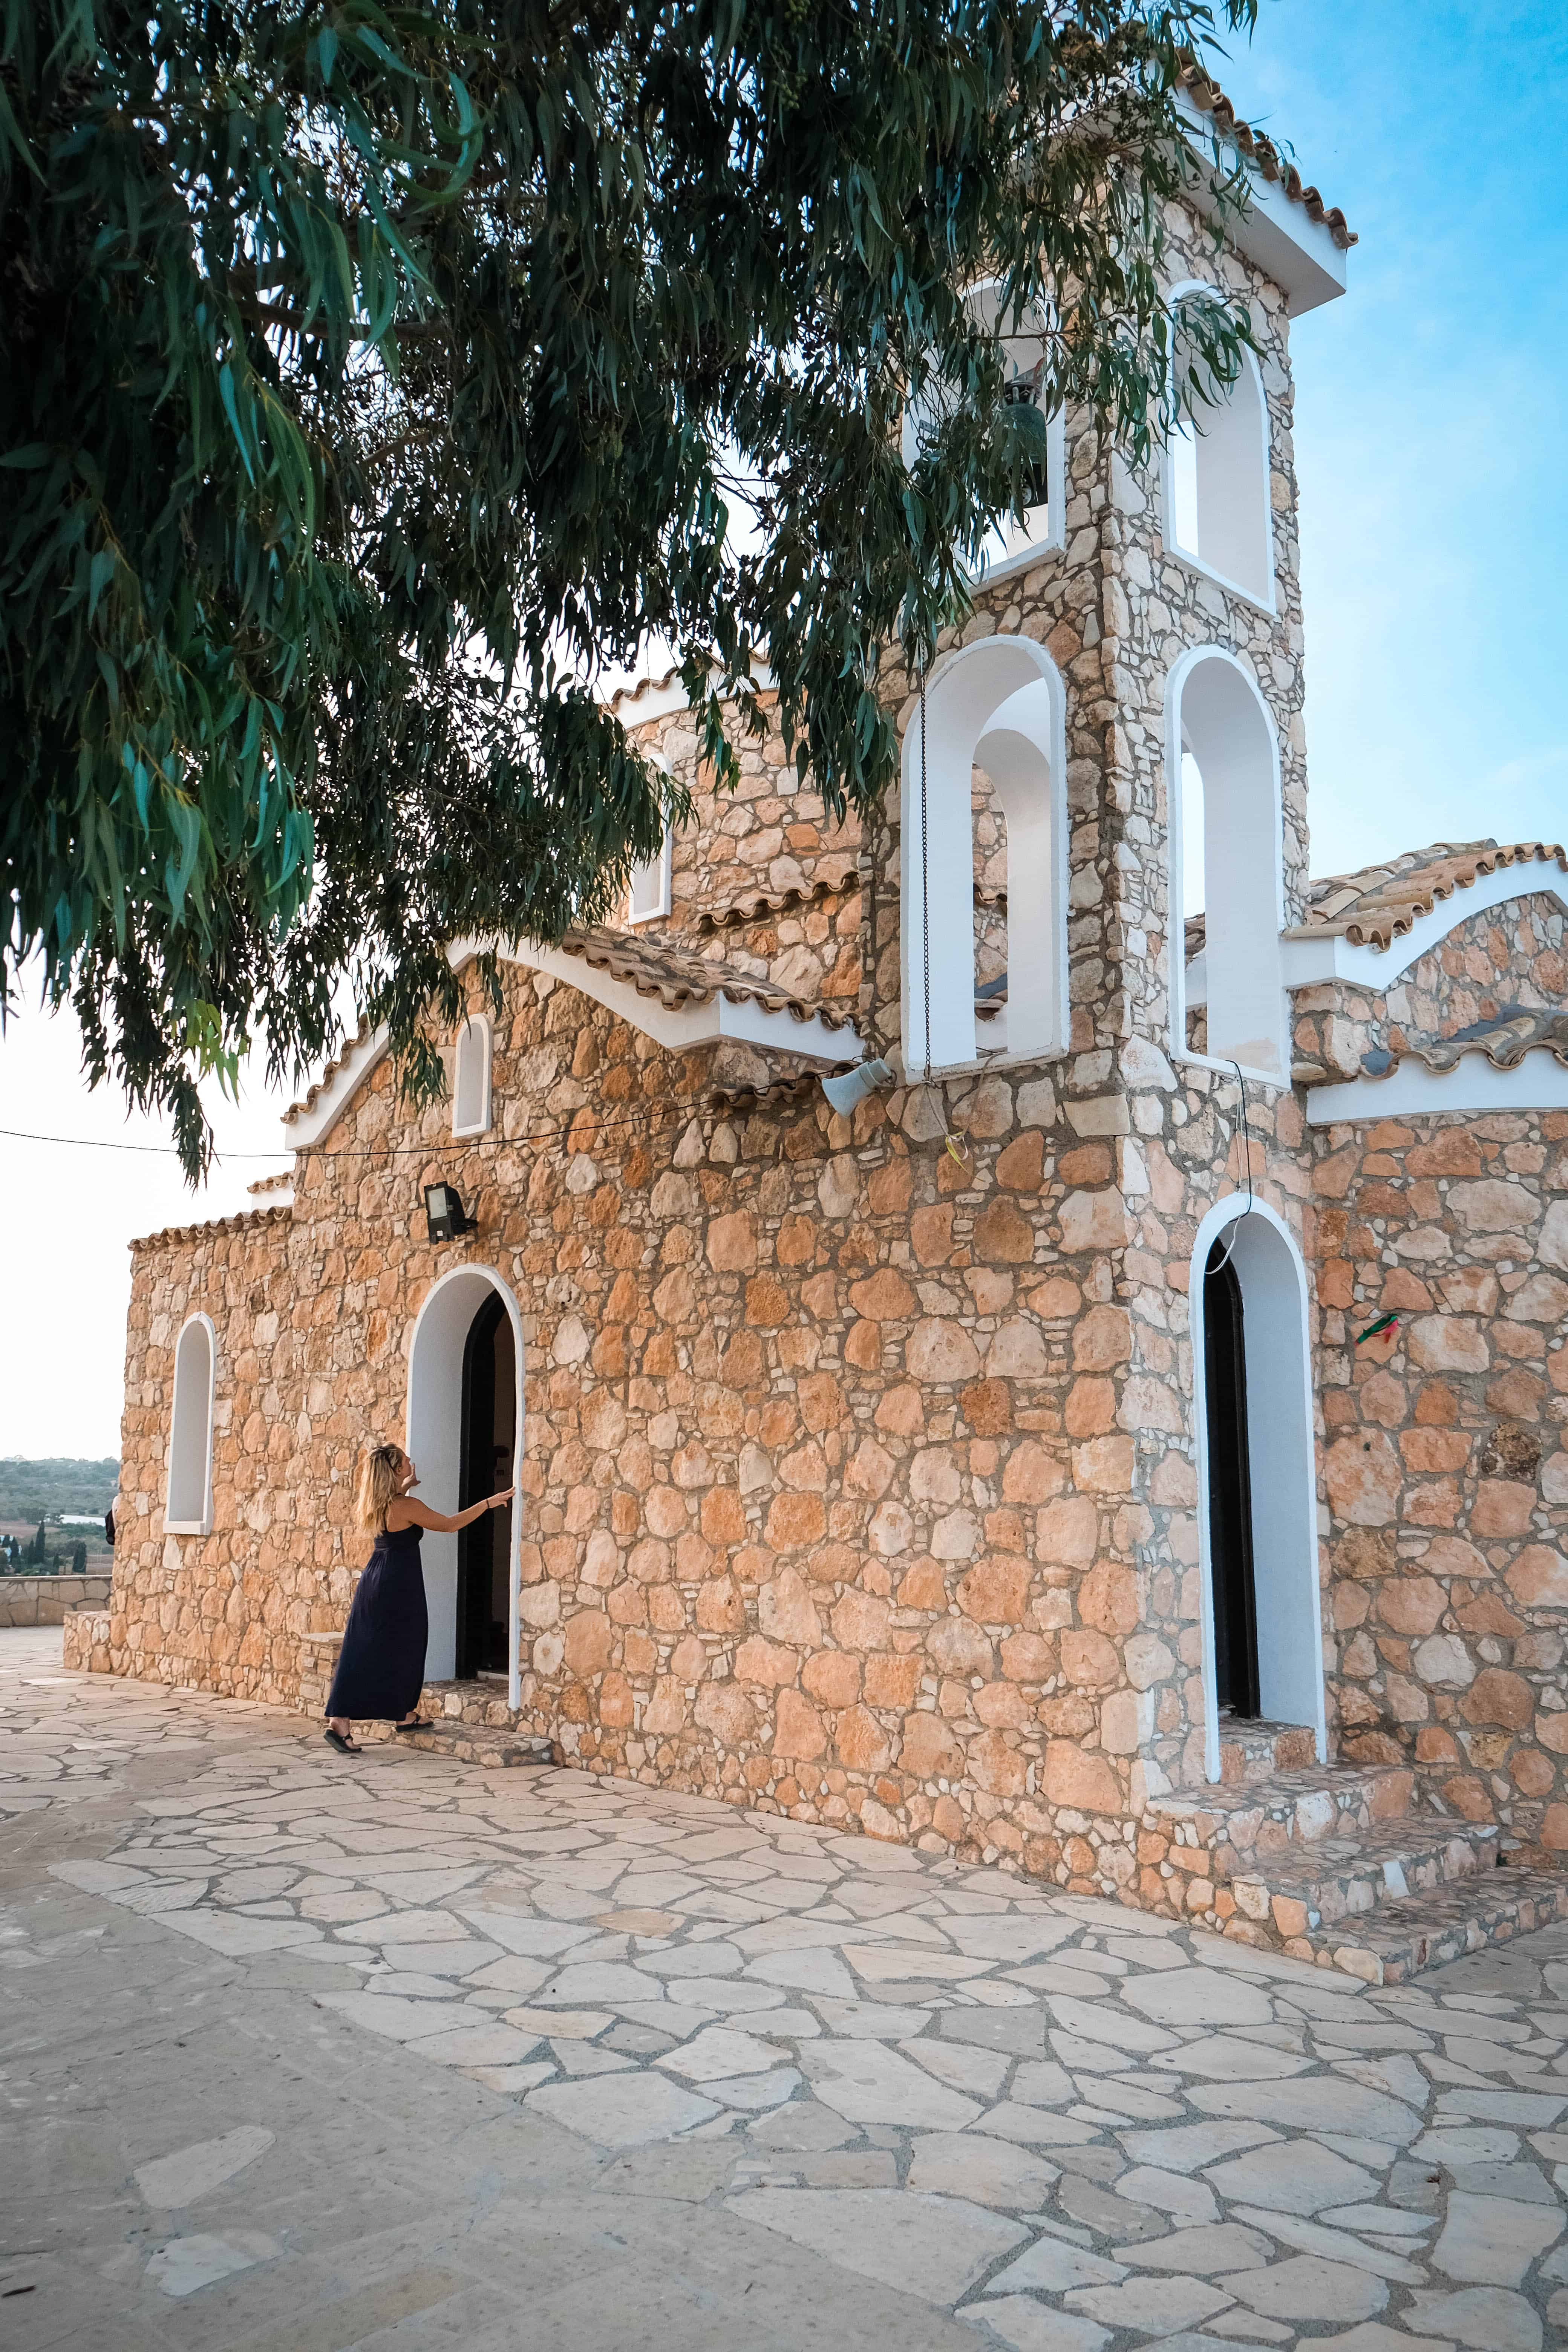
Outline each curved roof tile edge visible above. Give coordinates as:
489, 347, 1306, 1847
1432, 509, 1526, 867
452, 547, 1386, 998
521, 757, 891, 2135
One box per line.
1177, 58, 1356, 250
132, 1204, 293, 1255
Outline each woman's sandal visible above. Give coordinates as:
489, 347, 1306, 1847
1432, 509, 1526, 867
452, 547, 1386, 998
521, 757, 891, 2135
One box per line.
323, 1727, 361, 1755
395, 1716, 433, 1732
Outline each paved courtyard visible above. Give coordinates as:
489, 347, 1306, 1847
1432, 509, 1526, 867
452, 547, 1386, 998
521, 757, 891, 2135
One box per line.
3, 1627, 1568, 2350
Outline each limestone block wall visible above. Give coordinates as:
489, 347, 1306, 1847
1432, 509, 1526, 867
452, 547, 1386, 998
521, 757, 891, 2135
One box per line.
1313, 1106, 1568, 1850
617, 687, 864, 997
90, 951, 1244, 1897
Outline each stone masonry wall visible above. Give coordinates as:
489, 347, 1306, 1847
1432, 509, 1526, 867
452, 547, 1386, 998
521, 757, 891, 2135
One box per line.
85, 953, 1198, 1896
1313, 1105, 1568, 1854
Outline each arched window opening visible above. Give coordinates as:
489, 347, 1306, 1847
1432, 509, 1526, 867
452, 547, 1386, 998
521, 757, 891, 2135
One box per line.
902, 283, 1066, 585
453, 1015, 492, 1138
1165, 318, 1273, 607
1170, 652, 1286, 1079
901, 639, 1067, 1078
1181, 749, 1208, 1054
626, 832, 672, 925
973, 766, 1009, 1040
165, 1313, 215, 1537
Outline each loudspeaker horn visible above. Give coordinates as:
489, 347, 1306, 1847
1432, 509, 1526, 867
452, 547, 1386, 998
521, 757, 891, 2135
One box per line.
820, 1057, 894, 1115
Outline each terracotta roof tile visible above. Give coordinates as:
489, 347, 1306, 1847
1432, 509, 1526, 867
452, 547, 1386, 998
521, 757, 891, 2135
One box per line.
554, 923, 860, 1030
692, 869, 860, 934
1294, 839, 1568, 951
1185, 838, 1568, 965
131, 1204, 292, 1255
1177, 58, 1356, 251
1363, 1008, 1568, 1083
707, 1072, 827, 1115
282, 1018, 378, 1126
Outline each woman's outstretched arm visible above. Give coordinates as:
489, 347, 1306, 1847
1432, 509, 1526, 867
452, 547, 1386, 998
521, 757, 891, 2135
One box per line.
389, 1488, 514, 1536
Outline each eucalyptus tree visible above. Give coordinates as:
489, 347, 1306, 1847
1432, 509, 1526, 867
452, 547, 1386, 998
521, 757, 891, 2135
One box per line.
1, 0, 1256, 1174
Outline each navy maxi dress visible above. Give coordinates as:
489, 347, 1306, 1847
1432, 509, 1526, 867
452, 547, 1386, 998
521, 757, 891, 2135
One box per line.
325, 1522, 428, 1722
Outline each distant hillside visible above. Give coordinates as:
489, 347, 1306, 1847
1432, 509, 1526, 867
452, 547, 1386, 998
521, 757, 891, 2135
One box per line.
0, 1458, 120, 1522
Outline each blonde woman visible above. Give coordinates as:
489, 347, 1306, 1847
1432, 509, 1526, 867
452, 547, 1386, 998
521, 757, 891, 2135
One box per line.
324, 1442, 513, 1756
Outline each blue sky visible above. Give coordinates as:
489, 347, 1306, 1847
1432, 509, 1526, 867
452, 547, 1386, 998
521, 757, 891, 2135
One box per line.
3, 0, 1564, 1458
1241, 0, 1568, 876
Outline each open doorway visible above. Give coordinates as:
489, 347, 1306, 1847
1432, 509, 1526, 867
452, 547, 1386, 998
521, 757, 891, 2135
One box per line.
1191, 1199, 1326, 1778
406, 1264, 524, 1699
458, 1291, 516, 1677
1202, 1238, 1260, 1719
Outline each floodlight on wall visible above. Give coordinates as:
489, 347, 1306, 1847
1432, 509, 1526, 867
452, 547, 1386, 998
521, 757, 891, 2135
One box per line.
424, 1181, 477, 1243
821, 1057, 894, 1116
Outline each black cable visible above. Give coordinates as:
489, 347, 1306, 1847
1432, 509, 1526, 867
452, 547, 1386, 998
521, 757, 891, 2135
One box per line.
0, 1102, 692, 1165
1208, 1058, 1255, 1272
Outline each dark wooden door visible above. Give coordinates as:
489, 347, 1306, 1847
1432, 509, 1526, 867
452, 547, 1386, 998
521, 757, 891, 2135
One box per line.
1203, 1239, 1260, 1718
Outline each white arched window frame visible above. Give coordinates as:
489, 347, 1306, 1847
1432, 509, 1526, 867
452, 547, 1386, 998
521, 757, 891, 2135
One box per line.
165, 1312, 216, 1537
627, 833, 672, 925
900, 635, 1069, 1078
1167, 647, 1288, 1084
627, 750, 674, 925
901, 283, 1067, 591
1162, 284, 1276, 612
452, 1014, 493, 1138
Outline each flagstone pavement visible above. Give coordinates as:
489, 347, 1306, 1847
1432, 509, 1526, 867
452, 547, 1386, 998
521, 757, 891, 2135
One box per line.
4, 1627, 1568, 2351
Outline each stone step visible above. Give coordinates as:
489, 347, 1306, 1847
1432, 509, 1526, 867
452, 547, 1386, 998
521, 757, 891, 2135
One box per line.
1275, 1860, 1568, 1987
1230, 1816, 1501, 1943
364, 1721, 558, 1768
1146, 1761, 1416, 1880
1214, 1717, 1319, 1786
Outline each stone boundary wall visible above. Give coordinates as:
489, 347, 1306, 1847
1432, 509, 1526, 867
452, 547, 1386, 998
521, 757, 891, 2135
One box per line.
1313, 1106, 1568, 1850
2, 1575, 111, 1628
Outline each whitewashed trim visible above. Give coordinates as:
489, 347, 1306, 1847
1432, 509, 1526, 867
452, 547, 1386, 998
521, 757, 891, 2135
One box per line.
1306, 1048, 1568, 1126
406, 1263, 526, 1711
626, 833, 674, 926
283, 936, 860, 1151
165, 1312, 216, 1538
1176, 95, 1350, 318
452, 1014, 494, 1139
1188, 1197, 1327, 1783
1284, 869, 1568, 993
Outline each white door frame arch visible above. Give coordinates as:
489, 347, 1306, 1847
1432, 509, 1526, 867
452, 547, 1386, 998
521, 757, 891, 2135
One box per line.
1167, 643, 1288, 1084
899, 632, 1069, 1078
405, 1263, 525, 1709
1189, 1193, 1326, 1782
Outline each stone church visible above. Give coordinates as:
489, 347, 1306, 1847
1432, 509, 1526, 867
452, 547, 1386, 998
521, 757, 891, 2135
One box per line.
67, 69, 1568, 1984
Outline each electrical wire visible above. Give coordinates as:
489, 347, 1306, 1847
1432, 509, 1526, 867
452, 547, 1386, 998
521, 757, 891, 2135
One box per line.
1207, 1057, 1255, 1273
914, 660, 972, 1171
0, 1101, 694, 1165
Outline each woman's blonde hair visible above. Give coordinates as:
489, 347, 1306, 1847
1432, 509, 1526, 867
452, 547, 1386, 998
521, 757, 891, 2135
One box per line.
354, 1443, 406, 1534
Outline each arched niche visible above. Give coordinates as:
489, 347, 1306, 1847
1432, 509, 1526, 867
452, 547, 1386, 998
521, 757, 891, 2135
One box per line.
406, 1265, 525, 1706
900, 636, 1068, 1078
165, 1312, 216, 1537
1188, 1196, 1326, 1781
1165, 288, 1274, 609
452, 1015, 493, 1138
1168, 648, 1288, 1080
